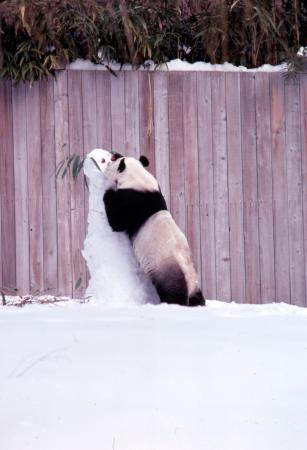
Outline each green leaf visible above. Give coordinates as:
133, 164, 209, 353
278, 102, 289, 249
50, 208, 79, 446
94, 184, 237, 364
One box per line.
61, 166, 68, 179
75, 276, 82, 290
84, 174, 89, 190
55, 159, 65, 178
74, 158, 85, 179
72, 155, 81, 179
90, 157, 102, 172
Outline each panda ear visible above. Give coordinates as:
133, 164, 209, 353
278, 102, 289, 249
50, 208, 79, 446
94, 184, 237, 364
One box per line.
139, 155, 149, 167
111, 152, 123, 161
118, 158, 126, 173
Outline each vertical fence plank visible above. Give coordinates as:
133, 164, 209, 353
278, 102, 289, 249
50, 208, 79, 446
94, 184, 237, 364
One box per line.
226, 72, 245, 302
168, 73, 186, 234
139, 72, 155, 174
241, 73, 260, 303
40, 79, 58, 295
68, 71, 87, 298
197, 72, 216, 300
0, 81, 16, 293
270, 74, 290, 303
125, 72, 140, 158
182, 72, 201, 274
285, 78, 306, 306
255, 73, 275, 303
96, 72, 112, 149
154, 73, 170, 208
14, 84, 26, 296
12, 82, 30, 295
82, 71, 98, 154
54, 72, 72, 296
211, 72, 231, 301
111, 72, 125, 153
301, 74, 307, 303
26, 82, 44, 294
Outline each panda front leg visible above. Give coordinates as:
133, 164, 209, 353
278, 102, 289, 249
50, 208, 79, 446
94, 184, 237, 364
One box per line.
103, 189, 129, 232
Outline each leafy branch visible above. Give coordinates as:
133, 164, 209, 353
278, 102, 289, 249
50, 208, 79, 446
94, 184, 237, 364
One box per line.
56, 154, 85, 180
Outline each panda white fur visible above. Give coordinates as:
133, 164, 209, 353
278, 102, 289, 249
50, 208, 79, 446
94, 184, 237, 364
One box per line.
103, 153, 205, 307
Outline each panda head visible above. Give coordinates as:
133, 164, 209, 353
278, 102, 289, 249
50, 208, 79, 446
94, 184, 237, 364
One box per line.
105, 153, 159, 192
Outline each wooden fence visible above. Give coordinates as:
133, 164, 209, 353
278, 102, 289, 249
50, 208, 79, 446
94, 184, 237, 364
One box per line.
0, 70, 306, 305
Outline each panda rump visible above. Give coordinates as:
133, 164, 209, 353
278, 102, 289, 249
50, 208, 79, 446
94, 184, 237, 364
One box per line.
103, 155, 205, 307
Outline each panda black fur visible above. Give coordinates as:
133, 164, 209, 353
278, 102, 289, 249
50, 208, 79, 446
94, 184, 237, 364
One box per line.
103, 154, 205, 307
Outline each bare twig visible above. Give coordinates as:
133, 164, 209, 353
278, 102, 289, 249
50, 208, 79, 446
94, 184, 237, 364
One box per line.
1, 292, 6, 306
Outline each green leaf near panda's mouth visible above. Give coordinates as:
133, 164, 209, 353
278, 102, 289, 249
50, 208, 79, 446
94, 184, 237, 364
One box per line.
90, 157, 102, 172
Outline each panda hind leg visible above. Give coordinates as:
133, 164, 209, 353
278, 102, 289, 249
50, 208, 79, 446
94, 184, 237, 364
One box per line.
188, 289, 206, 307
151, 265, 188, 306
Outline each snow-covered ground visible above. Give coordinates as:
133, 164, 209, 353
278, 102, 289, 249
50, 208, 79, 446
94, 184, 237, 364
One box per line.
1, 300, 307, 450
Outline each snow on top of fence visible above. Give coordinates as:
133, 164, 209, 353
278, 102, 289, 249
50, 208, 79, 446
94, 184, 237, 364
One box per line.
67, 58, 287, 72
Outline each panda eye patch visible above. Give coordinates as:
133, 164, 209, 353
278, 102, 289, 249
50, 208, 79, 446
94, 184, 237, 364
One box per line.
111, 155, 116, 161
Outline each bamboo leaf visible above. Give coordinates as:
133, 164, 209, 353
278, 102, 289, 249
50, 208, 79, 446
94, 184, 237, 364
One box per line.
75, 276, 82, 290
75, 158, 85, 179
55, 159, 66, 178
90, 157, 102, 172
72, 155, 81, 179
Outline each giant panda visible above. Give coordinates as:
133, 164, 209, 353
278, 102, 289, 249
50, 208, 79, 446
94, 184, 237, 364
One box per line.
103, 153, 205, 307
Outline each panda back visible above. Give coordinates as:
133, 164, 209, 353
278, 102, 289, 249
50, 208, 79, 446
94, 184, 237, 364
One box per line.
132, 211, 199, 293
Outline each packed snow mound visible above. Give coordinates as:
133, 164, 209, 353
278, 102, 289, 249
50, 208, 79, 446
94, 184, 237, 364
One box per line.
82, 148, 159, 306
